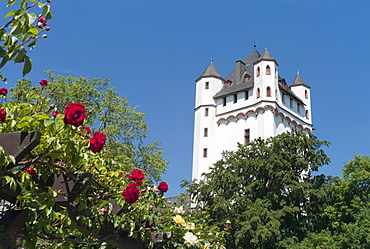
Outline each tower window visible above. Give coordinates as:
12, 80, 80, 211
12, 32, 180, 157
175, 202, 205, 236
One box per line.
223, 97, 226, 106
204, 128, 208, 137
266, 87, 271, 97
282, 93, 286, 103
266, 65, 271, 75
297, 103, 301, 113
257, 67, 260, 77
257, 88, 260, 98
203, 148, 208, 158
305, 90, 308, 99
290, 98, 293, 108
306, 110, 309, 119
205, 108, 209, 116
244, 129, 250, 145
233, 94, 237, 103
205, 82, 209, 89
245, 90, 249, 100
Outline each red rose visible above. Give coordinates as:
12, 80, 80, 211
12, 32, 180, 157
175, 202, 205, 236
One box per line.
0, 109, 6, 122
52, 111, 60, 118
63, 103, 87, 127
122, 183, 140, 204
89, 131, 106, 153
127, 169, 145, 183
83, 126, 92, 134
26, 167, 36, 176
39, 80, 48, 86
0, 88, 7, 96
158, 181, 169, 193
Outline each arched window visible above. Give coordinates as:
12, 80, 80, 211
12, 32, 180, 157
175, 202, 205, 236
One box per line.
305, 110, 309, 119
257, 88, 260, 98
275, 68, 277, 78
257, 67, 260, 77
275, 90, 278, 100
266, 87, 271, 97
266, 65, 271, 75
305, 90, 308, 99
244, 75, 250, 83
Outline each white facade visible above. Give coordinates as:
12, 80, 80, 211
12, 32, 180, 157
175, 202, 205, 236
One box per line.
192, 48, 312, 180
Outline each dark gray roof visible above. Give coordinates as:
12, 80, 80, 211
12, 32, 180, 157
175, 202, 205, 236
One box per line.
253, 48, 279, 66
195, 60, 223, 82
214, 49, 261, 98
279, 78, 305, 105
291, 73, 310, 88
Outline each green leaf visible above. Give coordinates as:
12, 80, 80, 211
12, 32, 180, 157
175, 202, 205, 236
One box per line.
7, 0, 16, 7
4, 9, 17, 19
28, 27, 38, 35
26, 13, 36, 25
0, 72, 7, 84
41, 5, 50, 17
22, 55, 32, 76
34, 113, 49, 119
13, 47, 26, 63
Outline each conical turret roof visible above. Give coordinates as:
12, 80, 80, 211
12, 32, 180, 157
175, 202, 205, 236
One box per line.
196, 60, 223, 82
291, 72, 310, 88
253, 48, 279, 65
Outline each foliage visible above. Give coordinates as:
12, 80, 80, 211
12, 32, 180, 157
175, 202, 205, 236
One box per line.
292, 155, 370, 249
10, 71, 168, 181
0, 0, 52, 83
187, 130, 331, 249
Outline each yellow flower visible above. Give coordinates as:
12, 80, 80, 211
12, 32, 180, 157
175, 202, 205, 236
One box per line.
173, 215, 186, 226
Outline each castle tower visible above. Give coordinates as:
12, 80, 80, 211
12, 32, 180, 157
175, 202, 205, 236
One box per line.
192, 48, 313, 181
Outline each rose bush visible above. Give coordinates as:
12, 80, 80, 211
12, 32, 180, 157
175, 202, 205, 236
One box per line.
158, 181, 169, 193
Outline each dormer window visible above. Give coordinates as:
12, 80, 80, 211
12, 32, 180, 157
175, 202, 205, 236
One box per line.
225, 80, 231, 88
266, 65, 271, 75
257, 67, 260, 77
243, 75, 250, 83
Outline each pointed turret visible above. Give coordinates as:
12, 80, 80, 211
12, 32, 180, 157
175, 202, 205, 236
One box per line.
196, 60, 223, 82
291, 72, 310, 88
253, 48, 279, 65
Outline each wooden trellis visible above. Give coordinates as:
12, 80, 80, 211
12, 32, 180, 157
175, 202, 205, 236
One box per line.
0, 132, 170, 249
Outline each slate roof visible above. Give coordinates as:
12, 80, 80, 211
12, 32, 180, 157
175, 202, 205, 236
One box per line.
213, 49, 261, 98
278, 78, 305, 105
253, 48, 279, 65
196, 60, 223, 82
291, 73, 310, 88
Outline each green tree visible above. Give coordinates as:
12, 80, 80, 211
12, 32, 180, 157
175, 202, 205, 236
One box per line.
10, 70, 168, 181
294, 155, 370, 249
188, 130, 330, 249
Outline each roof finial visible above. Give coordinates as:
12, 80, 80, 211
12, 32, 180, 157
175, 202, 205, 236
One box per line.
297, 70, 300, 75
210, 58, 213, 63
253, 39, 256, 49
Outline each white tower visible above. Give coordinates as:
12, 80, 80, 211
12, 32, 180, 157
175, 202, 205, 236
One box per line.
192, 48, 313, 181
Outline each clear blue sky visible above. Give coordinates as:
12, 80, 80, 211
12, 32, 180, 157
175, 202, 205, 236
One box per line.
2, 0, 370, 197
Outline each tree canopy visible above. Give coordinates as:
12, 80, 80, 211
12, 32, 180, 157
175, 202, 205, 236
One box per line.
188, 130, 331, 248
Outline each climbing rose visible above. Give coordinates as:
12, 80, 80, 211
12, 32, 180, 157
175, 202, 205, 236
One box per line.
122, 183, 140, 204
0, 109, 6, 122
183, 232, 198, 245
89, 131, 106, 153
39, 80, 48, 86
52, 111, 60, 118
63, 103, 86, 127
26, 167, 36, 176
127, 169, 145, 183
0, 88, 7, 96
158, 181, 169, 193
